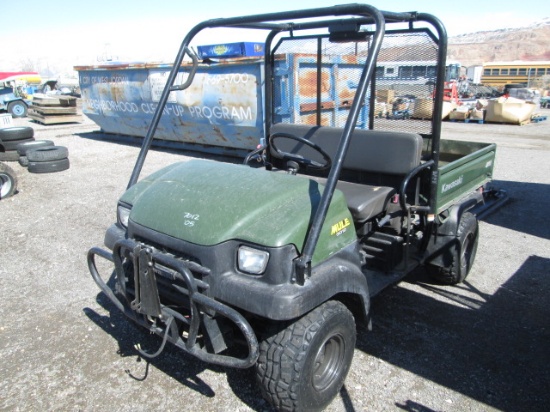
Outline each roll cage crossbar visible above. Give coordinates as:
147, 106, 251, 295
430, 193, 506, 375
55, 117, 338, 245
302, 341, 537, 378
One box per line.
127, 3, 448, 285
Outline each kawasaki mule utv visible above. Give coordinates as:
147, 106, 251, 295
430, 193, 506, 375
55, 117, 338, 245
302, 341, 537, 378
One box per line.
88, 4, 505, 410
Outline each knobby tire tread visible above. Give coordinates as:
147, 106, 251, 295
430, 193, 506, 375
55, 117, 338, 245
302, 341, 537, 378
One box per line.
256, 300, 355, 411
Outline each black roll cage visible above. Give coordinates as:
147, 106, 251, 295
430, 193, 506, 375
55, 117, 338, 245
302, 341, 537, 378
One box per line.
127, 3, 448, 284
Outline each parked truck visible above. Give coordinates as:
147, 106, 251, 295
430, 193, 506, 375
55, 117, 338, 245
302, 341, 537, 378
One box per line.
88, 4, 507, 411
0, 72, 40, 118
0, 83, 30, 118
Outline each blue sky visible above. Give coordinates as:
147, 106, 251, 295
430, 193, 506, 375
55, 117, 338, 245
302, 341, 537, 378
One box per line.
2, 0, 549, 74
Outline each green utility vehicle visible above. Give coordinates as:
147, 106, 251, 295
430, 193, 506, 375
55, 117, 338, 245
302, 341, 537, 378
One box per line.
88, 4, 506, 411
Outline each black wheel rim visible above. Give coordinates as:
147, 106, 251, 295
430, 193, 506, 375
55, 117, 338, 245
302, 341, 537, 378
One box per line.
312, 333, 346, 391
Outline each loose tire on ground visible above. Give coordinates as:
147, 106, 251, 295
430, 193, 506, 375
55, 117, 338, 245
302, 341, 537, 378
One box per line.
27, 146, 69, 162
427, 211, 479, 285
0, 162, 17, 199
256, 300, 356, 411
16, 140, 54, 156
28, 158, 70, 174
0, 126, 34, 141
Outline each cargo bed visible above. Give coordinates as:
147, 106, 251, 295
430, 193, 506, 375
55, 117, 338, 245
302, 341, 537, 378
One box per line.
432, 139, 496, 214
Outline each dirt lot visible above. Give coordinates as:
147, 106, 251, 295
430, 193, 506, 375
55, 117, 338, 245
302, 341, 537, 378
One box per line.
1, 111, 549, 411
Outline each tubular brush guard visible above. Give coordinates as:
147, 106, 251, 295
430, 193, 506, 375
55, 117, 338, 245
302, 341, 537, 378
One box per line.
87, 239, 259, 368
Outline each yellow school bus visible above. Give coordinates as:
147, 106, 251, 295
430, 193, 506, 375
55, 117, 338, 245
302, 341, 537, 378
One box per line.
481, 61, 550, 88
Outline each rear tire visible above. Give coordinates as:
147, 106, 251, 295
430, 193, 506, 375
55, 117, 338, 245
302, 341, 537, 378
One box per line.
256, 301, 356, 411
0, 162, 17, 199
427, 212, 479, 285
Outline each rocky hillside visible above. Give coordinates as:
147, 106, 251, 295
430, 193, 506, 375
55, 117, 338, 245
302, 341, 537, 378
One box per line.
448, 18, 550, 67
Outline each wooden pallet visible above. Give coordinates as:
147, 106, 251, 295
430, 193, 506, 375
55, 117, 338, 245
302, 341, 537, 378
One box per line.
29, 94, 82, 124
448, 117, 484, 124
28, 109, 83, 125
31, 94, 78, 107
29, 105, 78, 115
485, 119, 532, 126
531, 115, 548, 123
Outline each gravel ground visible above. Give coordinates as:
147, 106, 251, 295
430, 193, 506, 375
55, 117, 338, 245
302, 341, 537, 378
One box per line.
1, 111, 549, 411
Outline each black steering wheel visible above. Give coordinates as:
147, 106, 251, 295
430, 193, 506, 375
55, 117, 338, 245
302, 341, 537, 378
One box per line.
269, 132, 332, 171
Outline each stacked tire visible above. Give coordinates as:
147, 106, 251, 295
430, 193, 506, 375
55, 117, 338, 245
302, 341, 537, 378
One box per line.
0, 126, 70, 174
17, 140, 54, 167
0, 127, 35, 162
27, 146, 70, 174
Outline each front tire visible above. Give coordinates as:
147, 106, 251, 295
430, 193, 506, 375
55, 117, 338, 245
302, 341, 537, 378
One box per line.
256, 300, 356, 411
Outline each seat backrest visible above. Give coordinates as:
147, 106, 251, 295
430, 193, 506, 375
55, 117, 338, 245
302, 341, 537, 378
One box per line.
270, 123, 423, 177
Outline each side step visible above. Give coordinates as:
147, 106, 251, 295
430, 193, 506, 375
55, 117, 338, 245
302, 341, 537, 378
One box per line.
361, 231, 403, 273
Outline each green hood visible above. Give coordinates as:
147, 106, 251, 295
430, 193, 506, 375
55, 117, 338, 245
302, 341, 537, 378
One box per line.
121, 159, 355, 262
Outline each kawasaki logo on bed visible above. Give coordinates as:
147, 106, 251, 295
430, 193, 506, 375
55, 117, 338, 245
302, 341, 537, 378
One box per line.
442, 175, 464, 193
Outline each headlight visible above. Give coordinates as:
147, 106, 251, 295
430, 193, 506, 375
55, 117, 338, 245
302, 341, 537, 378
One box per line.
117, 204, 131, 228
238, 246, 269, 275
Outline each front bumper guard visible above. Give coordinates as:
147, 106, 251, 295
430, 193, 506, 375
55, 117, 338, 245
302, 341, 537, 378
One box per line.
87, 239, 259, 369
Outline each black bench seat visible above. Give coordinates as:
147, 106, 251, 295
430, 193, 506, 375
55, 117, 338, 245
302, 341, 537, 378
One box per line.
334, 180, 396, 222
269, 123, 423, 223
307, 176, 396, 223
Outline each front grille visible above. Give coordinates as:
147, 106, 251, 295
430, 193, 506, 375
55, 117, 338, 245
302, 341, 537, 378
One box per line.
134, 235, 202, 269
98, 237, 258, 366
116, 239, 211, 317
153, 260, 210, 308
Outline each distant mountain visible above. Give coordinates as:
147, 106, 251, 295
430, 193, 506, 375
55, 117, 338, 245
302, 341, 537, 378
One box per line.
448, 18, 550, 67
